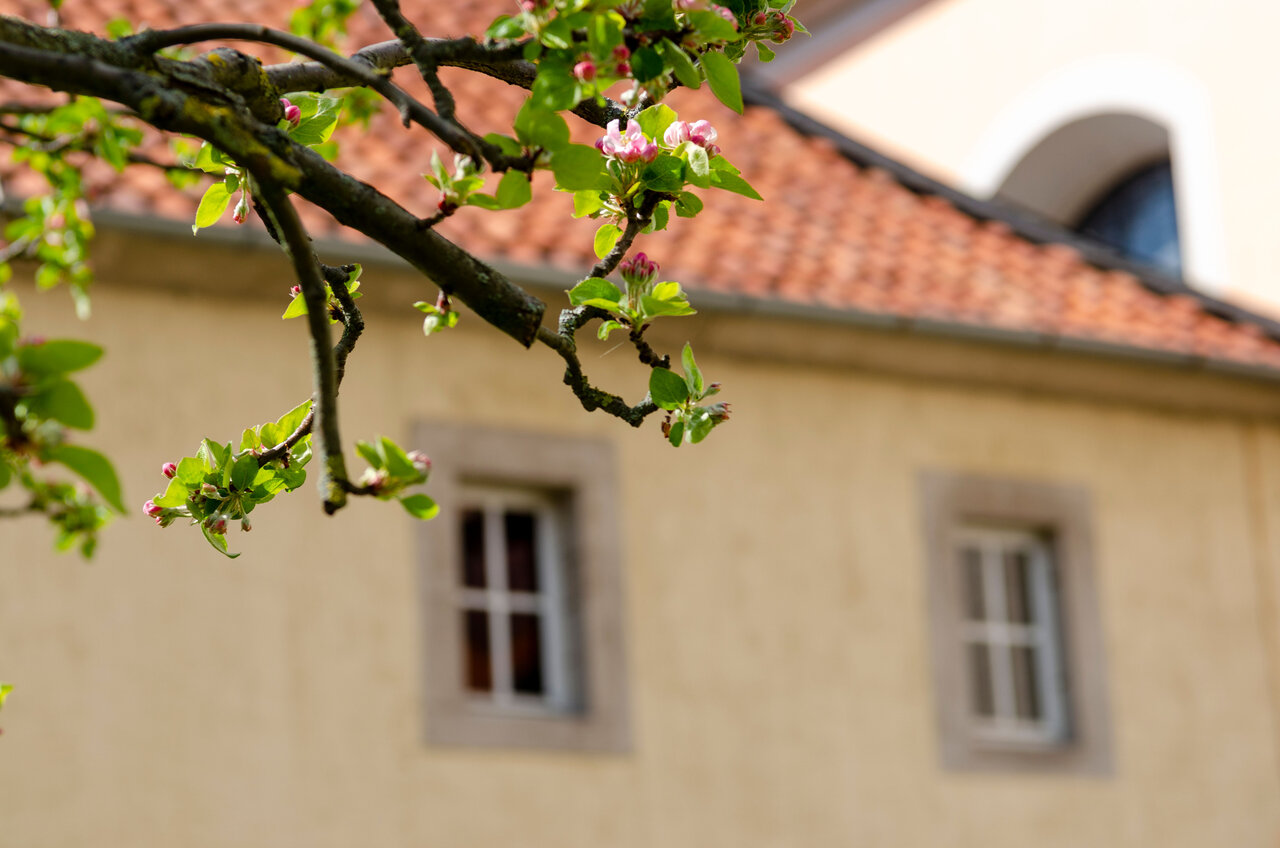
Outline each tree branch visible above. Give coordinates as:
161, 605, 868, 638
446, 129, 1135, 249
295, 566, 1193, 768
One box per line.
254, 181, 349, 513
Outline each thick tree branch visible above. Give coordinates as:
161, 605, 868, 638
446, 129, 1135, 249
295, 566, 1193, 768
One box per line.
0, 31, 547, 346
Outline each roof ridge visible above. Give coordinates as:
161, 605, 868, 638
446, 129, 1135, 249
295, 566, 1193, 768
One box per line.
740, 80, 1280, 342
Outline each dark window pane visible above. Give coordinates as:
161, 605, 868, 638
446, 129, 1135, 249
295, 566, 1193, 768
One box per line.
1078, 162, 1181, 277
505, 511, 539, 592
461, 509, 487, 588
968, 642, 995, 718
510, 612, 545, 695
463, 610, 492, 692
1003, 548, 1033, 624
961, 547, 985, 620
1011, 645, 1042, 720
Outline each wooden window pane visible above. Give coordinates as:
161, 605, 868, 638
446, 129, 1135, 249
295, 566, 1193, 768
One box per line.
1011, 645, 1042, 720
1004, 548, 1033, 624
505, 511, 539, 592
961, 547, 985, 620
461, 509, 487, 589
463, 610, 492, 692
510, 612, 545, 695
968, 642, 995, 717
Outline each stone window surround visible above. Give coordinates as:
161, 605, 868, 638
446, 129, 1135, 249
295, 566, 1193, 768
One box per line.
416, 422, 630, 752
919, 471, 1113, 775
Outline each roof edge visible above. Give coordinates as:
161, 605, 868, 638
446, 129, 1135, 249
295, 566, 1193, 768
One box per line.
740, 82, 1280, 342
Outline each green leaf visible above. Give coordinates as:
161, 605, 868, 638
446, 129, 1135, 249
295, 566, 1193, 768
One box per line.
400, 493, 440, 520
675, 191, 704, 218
465, 193, 503, 211
638, 155, 684, 193
640, 294, 696, 318
289, 94, 341, 146
572, 191, 605, 218
272, 400, 311, 442
153, 476, 190, 509
281, 293, 309, 319
550, 144, 609, 191
198, 438, 227, 472
667, 418, 685, 447
568, 277, 623, 308
701, 50, 743, 114
201, 523, 240, 558
687, 9, 741, 41
593, 224, 621, 259
355, 440, 383, 470
635, 104, 679, 143
191, 142, 231, 174
649, 367, 690, 410
0, 682, 11, 709
380, 437, 416, 479
514, 102, 570, 151
597, 319, 625, 341
639, 0, 678, 31
16, 339, 102, 375
192, 181, 233, 234
45, 444, 125, 513
175, 457, 205, 487
686, 144, 711, 187
682, 342, 704, 396
631, 45, 665, 82
689, 408, 715, 443
0, 460, 10, 490
26, 379, 93, 429
496, 170, 532, 209
711, 170, 763, 200
230, 454, 258, 493
661, 39, 701, 89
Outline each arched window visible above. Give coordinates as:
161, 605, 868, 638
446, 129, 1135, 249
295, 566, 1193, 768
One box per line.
1076, 162, 1182, 276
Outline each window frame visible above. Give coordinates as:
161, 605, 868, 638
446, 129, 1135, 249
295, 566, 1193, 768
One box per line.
416, 422, 630, 753
919, 472, 1112, 775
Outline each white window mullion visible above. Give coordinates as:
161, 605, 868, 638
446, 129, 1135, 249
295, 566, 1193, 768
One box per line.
982, 540, 1016, 724
484, 503, 514, 704
1031, 544, 1067, 740
539, 504, 571, 711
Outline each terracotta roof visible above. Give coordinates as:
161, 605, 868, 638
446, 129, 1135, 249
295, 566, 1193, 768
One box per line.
7, 0, 1280, 370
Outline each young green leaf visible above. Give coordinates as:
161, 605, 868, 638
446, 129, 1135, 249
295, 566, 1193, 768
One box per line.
16, 339, 102, 374
201, 523, 240, 558
635, 104, 680, 142
400, 493, 440, 520
355, 439, 383, 470
593, 224, 622, 259
700, 50, 743, 114
682, 342, 704, 396
550, 144, 610, 191
26, 379, 94, 429
660, 39, 701, 89
496, 170, 533, 209
568, 277, 623, 309
192, 181, 233, 234
45, 444, 125, 513
572, 191, 605, 218
649, 367, 691, 409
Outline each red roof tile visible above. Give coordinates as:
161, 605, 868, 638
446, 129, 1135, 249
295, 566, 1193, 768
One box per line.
8, 0, 1280, 371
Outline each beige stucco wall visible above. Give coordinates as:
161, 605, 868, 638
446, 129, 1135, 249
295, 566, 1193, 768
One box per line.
785, 0, 1280, 308
3, 232, 1280, 845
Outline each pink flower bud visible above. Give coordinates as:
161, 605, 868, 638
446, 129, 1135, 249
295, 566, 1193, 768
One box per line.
280, 98, 301, 127
289, 284, 302, 297
711, 4, 737, 25
143, 499, 164, 517
616, 62, 631, 76
200, 483, 219, 498
771, 12, 795, 42
619, 252, 660, 288
613, 45, 631, 61
206, 514, 228, 535
161, 462, 177, 479
707, 402, 731, 423
407, 451, 432, 475
752, 11, 768, 25
573, 60, 597, 82
241, 517, 252, 533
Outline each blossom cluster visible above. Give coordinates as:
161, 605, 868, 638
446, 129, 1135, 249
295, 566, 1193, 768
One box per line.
596, 119, 659, 164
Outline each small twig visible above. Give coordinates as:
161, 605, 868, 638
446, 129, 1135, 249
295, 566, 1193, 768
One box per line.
254, 181, 350, 513
122, 23, 494, 165
628, 327, 669, 368
588, 213, 646, 280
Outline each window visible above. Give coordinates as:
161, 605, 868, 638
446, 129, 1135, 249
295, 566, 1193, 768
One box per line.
956, 527, 1067, 746
920, 472, 1112, 774
417, 422, 629, 752
1077, 161, 1182, 277
457, 486, 578, 714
